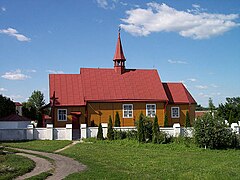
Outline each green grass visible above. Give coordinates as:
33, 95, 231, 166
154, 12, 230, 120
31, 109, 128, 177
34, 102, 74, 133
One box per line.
26, 171, 53, 180
62, 139, 240, 179
1, 140, 72, 152
0, 154, 35, 180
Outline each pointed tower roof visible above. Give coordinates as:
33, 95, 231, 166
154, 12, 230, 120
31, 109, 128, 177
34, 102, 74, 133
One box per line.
113, 30, 126, 61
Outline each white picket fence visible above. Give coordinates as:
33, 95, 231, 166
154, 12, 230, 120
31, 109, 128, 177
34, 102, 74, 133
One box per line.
0, 122, 239, 141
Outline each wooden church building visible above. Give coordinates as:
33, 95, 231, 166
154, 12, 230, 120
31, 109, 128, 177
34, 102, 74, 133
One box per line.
49, 32, 196, 128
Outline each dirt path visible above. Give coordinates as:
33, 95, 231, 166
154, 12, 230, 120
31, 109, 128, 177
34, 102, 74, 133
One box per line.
10, 147, 87, 180
15, 153, 53, 180
54, 140, 81, 153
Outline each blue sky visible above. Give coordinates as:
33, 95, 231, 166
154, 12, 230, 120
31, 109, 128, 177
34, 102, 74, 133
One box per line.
0, 0, 239, 107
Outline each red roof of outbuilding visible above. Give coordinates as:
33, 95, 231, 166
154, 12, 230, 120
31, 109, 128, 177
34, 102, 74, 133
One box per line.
113, 32, 126, 61
49, 68, 169, 106
163, 83, 196, 104
15, 102, 22, 106
0, 114, 31, 121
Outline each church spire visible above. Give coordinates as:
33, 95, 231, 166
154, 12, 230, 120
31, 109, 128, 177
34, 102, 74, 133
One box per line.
113, 28, 126, 74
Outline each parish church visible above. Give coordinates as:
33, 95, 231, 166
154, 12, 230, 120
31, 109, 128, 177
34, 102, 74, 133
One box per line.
48, 31, 196, 128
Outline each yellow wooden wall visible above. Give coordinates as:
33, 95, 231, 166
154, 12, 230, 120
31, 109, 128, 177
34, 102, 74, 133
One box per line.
53, 103, 196, 127
54, 106, 85, 127
165, 104, 196, 127
87, 102, 165, 127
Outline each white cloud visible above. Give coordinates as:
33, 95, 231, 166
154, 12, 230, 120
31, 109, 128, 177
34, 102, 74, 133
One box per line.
6, 94, 24, 101
27, 69, 37, 73
168, 59, 187, 64
195, 85, 208, 89
96, 0, 116, 9
120, 3, 239, 39
211, 92, 221, 96
0, 87, 7, 92
198, 92, 211, 98
210, 84, 218, 88
1, 7, 6, 12
120, 2, 128, 6
1, 69, 30, 80
0, 28, 31, 42
47, 70, 64, 74
188, 78, 197, 82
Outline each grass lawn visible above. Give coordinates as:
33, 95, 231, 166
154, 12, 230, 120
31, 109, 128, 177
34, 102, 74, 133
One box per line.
0, 154, 35, 180
1, 140, 72, 152
61, 139, 240, 179
2, 139, 240, 179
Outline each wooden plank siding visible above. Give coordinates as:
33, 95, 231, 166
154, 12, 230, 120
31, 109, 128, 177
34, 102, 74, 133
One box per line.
165, 104, 196, 127
87, 102, 165, 127
53, 103, 196, 127
54, 106, 85, 127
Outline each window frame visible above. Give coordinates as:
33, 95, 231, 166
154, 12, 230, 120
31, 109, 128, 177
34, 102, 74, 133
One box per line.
171, 107, 180, 118
123, 104, 133, 118
146, 104, 156, 118
57, 109, 67, 121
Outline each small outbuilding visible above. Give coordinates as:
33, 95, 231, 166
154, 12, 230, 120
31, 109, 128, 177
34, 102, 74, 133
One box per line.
0, 114, 32, 129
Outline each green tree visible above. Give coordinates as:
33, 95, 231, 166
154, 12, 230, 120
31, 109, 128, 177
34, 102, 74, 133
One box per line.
152, 115, 160, 144
208, 98, 215, 113
185, 111, 191, 127
97, 123, 104, 140
228, 110, 234, 125
0, 94, 15, 118
114, 111, 121, 127
196, 104, 208, 111
24, 90, 46, 127
137, 112, 145, 143
22, 102, 37, 120
164, 113, 168, 127
194, 113, 233, 149
28, 90, 45, 112
107, 116, 114, 140
218, 97, 240, 124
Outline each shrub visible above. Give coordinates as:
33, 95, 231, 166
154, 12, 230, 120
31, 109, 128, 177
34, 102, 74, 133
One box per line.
152, 115, 160, 144
194, 113, 234, 149
137, 113, 145, 143
126, 130, 138, 140
232, 133, 240, 149
185, 111, 191, 127
97, 123, 104, 140
143, 117, 153, 142
107, 116, 114, 140
158, 131, 173, 144
114, 130, 126, 140
114, 112, 121, 127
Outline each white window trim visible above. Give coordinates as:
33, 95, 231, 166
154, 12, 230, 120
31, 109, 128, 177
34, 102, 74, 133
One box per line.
123, 104, 133, 118
171, 107, 180, 118
57, 109, 67, 121
146, 104, 156, 118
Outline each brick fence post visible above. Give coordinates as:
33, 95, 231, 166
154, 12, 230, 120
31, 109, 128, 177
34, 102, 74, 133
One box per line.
46, 124, 53, 140
81, 124, 87, 139
26, 124, 34, 140
173, 123, 181, 137
65, 124, 72, 140
102, 123, 108, 138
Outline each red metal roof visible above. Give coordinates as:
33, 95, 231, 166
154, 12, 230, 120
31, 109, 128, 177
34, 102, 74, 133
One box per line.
113, 32, 126, 61
14, 102, 22, 106
0, 114, 31, 121
49, 74, 85, 106
49, 68, 169, 106
163, 83, 196, 104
